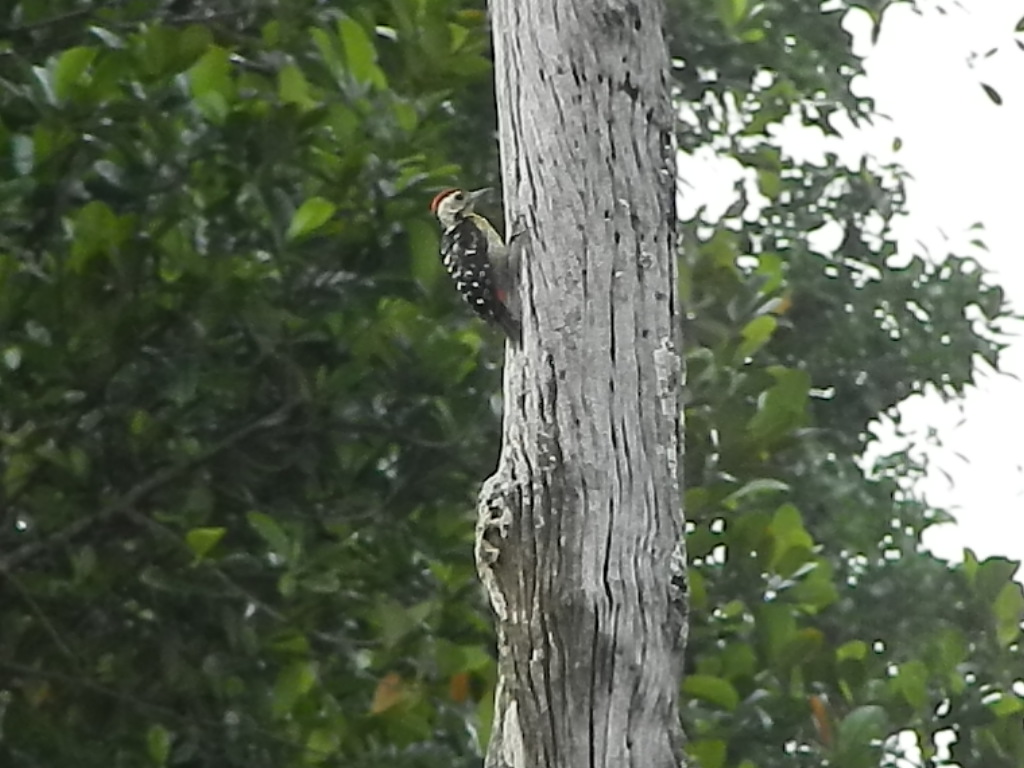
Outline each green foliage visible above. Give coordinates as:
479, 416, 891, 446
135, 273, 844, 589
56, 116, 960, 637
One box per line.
673, 1, 1023, 766
0, 1, 500, 766
0, 1, 1021, 768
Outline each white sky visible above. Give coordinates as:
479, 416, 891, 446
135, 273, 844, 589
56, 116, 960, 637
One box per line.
678, 0, 1024, 568
853, 0, 1024, 567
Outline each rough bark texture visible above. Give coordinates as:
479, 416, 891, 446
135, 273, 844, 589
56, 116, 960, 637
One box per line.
475, 1, 687, 767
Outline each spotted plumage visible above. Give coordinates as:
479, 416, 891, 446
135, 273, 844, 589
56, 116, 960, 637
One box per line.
430, 188, 520, 343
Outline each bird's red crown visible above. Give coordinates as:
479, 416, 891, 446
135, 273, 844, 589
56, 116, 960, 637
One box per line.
429, 188, 460, 213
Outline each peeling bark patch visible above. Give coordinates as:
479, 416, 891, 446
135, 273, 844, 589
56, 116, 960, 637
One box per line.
501, 700, 526, 766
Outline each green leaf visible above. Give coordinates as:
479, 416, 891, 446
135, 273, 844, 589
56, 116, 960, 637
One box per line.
757, 602, 796, 664
688, 568, 707, 610
747, 366, 810, 443
372, 598, 422, 648
338, 17, 387, 87
278, 64, 316, 109
688, 738, 727, 768
722, 477, 789, 510
310, 27, 343, 81
836, 640, 867, 662
185, 527, 226, 561
89, 25, 125, 49
272, 660, 317, 718
714, 0, 748, 28
719, 642, 757, 680
247, 511, 291, 558
70, 201, 124, 269
981, 83, 1002, 106
392, 100, 419, 133
68, 446, 89, 478
278, 572, 297, 598
302, 572, 341, 594
52, 46, 97, 102
137, 25, 174, 75
893, 659, 928, 709
737, 314, 777, 360
476, 684, 495, 745
287, 197, 336, 240
756, 169, 781, 200
176, 25, 213, 70
448, 22, 470, 52
683, 675, 740, 711
146, 724, 171, 766
305, 727, 339, 763
419, 15, 452, 61
778, 627, 824, 669
974, 556, 1020, 602
993, 581, 1024, 646
270, 630, 310, 655
836, 705, 887, 762
789, 562, 838, 611
961, 547, 979, 585
703, 229, 738, 270
769, 503, 813, 566
927, 628, 967, 681
188, 45, 231, 95
988, 694, 1024, 717
188, 46, 233, 122
4, 452, 35, 497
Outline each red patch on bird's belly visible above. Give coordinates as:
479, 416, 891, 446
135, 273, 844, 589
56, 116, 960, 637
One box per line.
495, 289, 506, 302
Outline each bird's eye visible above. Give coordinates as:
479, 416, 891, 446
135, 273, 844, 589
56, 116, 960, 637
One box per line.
454, 192, 464, 200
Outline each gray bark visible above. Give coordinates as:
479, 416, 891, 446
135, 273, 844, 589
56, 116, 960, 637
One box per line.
475, 1, 687, 767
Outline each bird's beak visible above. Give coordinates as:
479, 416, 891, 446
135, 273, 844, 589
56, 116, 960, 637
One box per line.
467, 188, 491, 204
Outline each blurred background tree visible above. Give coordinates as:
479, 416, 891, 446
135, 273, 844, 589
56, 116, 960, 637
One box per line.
0, 1, 1020, 767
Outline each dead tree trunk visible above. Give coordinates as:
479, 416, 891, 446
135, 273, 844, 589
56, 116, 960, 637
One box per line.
474, 1, 687, 766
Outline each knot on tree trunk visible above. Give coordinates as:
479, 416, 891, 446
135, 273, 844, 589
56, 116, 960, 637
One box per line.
475, 468, 518, 621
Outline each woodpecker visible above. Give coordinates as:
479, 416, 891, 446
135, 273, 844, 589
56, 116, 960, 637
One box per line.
429, 187, 520, 343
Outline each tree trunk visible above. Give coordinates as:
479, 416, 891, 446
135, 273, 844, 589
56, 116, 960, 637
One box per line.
475, 1, 687, 766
